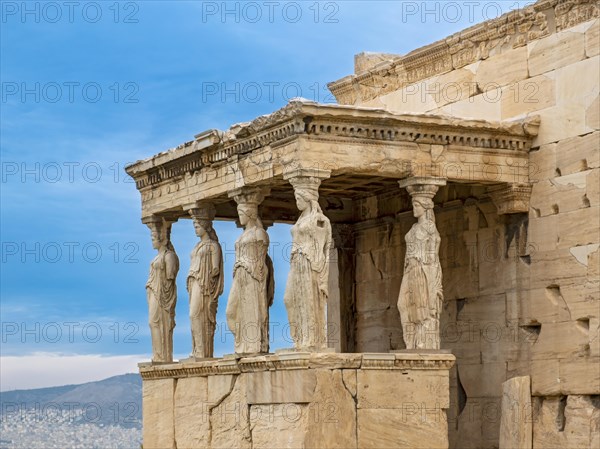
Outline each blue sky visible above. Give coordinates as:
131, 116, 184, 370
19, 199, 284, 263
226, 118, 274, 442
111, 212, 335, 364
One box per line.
0, 0, 530, 389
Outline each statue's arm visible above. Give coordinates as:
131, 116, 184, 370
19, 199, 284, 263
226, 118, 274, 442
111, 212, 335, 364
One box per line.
210, 242, 221, 277
165, 252, 179, 281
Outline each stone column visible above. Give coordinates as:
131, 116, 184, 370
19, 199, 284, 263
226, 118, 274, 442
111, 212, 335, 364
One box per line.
283, 168, 332, 351
328, 224, 356, 353
183, 202, 224, 359
226, 186, 273, 354
143, 216, 180, 363
397, 177, 446, 350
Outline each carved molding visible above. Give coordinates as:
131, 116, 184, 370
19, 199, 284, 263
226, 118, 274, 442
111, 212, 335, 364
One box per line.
138, 352, 456, 380
126, 101, 538, 193
328, 0, 599, 104
488, 183, 533, 214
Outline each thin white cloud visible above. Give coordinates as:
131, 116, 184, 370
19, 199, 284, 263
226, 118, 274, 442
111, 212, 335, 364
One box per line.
0, 353, 179, 391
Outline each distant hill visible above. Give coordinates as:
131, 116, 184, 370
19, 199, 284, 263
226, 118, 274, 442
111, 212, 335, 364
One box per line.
0, 373, 142, 429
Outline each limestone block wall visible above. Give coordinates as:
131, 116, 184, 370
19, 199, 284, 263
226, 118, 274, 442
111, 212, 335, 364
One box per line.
345, 8, 599, 449
140, 352, 455, 449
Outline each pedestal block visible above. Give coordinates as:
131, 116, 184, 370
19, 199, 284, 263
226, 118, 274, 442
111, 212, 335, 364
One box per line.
140, 352, 455, 449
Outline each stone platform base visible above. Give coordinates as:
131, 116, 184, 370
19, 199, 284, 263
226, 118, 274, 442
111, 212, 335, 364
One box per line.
140, 352, 455, 449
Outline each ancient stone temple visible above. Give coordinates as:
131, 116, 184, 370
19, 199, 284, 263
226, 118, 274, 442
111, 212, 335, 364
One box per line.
126, 0, 599, 447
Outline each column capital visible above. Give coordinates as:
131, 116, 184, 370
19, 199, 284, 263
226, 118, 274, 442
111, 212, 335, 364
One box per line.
228, 186, 270, 205
487, 183, 532, 214
186, 203, 216, 222
141, 215, 177, 227
399, 177, 446, 199
398, 176, 447, 188
182, 200, 215, 214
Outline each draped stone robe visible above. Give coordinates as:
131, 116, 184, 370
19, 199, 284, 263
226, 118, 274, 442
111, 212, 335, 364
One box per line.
398, 219, 443, 349
284, 211, 332, 349
146, 247, 179, 362
226, 226, 272, 354
187, 239, 223, 358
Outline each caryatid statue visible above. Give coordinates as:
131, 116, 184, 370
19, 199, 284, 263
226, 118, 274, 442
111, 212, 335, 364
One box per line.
187, 203, 224, 359
397, 178, 446, 350
145, 217, 180, 363
226, 187, 274, 354
284, 169, 332, 350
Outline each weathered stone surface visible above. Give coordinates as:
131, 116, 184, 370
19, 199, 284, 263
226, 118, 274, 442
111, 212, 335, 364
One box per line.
247, 369, 317, 404
342, 369, 357, 397
210, 374, 252, 449
458, 362, 506, 398
208, 374, 235, 404
354, 52, 400, 74
546, 282, 599, 323
357, 369, 450, 408
250, 404, 309, 449
531, 174, 589, 217
527, 215, 558, 253
355, 308, 402, 353
305, 370, 357, 449
357, 408, 448, 449
309, 352, 362, 369
556, 57, 599, 109
432, 68, 477, 107
375, 81, 439, 114
587, 94, 600, 129
529, 143, 557, 182
585, 19, 600, 57
499, 376, 532, 449
528, 31, 586, 76
476, 46, 528, 88
533, 103, 589, 146
533, 395, 600, 449
143, 378, 175, 449
501, 74, 555, 120
555, 131, 600, 175
174, 376, 209, 449
439, 91, 502, 121
559, 358, 600, 395
529, 249, 588, 290
530, 359, 560, 396
557, 208, 600, 249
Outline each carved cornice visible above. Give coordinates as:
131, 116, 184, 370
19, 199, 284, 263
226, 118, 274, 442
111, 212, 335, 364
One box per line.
138, 352, 456, 380
125, 101, 539, 192
488, 183, 533, 214
328, 0, 599, 104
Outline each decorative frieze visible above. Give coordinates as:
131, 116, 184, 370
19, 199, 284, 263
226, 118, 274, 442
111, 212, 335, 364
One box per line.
139, 352, 456, 380
328, 0, 598, 104
126, 101, 538, 201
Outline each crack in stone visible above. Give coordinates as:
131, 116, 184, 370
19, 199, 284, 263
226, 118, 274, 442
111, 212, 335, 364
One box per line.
368, 250, 384, 280
207, 374, 238, 448
339, 370, 359, 449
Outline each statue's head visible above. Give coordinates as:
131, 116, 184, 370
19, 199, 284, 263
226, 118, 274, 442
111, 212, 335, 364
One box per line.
148, 219, 172, 250
237, 203, 258, 226
294, 188, 319, 212
189, 203, 217, 240
232, 188, 266, 228
412, 197, 435, 221
192, 218, 211, 238
290, 176, 322, 214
